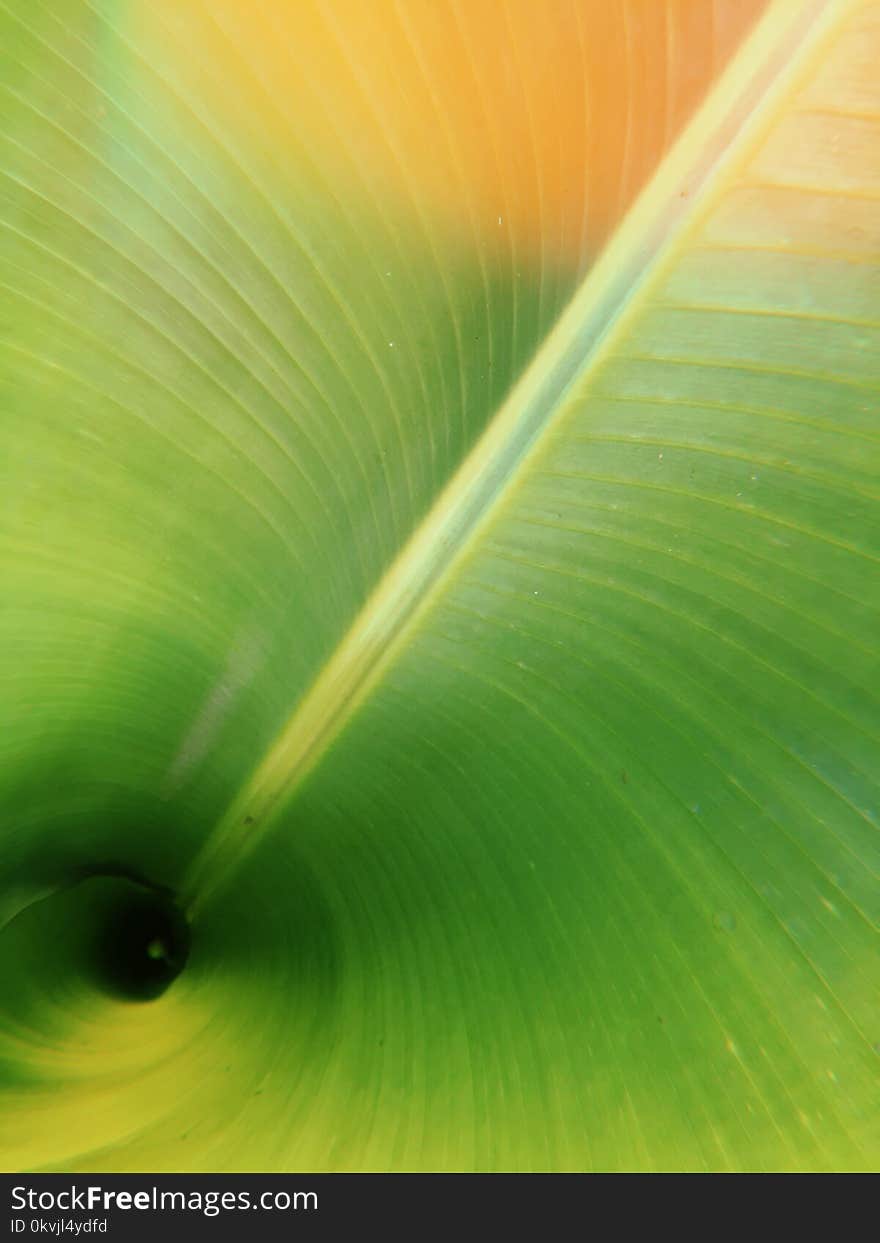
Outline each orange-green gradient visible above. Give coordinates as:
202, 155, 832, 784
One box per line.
1, 0, 878, 1173
134, 0, 767, 260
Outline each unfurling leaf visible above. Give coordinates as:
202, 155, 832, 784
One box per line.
1, 0, 878, 1172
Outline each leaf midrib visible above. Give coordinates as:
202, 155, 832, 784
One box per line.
182, 0, 837, 914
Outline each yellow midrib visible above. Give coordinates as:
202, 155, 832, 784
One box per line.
182, 0, 840, 914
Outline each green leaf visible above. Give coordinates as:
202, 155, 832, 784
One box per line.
1, 0, 878, 1171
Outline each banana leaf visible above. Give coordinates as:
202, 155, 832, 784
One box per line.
1, 0, 878, 1172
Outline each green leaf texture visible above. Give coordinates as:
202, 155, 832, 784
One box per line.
1, 0, 878, 1171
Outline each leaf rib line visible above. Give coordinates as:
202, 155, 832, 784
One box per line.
181, 0, 841, 913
